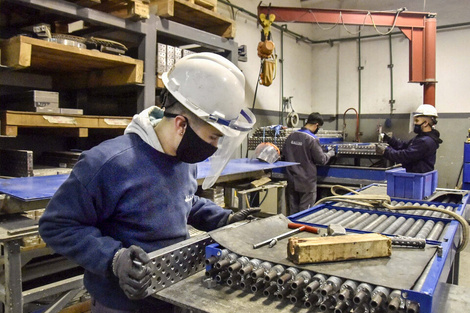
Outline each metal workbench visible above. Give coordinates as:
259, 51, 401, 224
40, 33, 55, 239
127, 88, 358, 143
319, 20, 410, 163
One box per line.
150, 184, 470, 313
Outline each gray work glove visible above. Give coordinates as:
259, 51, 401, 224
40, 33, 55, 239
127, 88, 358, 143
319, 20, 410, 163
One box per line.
327, 146, 336, 157
227, 208, 261, 224
381, 132, 391, 143
112, 245, 152, 300
375, 143, 387, 155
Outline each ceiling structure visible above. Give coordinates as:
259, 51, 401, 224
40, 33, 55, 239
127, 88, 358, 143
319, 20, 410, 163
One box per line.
290, 0, 470, 41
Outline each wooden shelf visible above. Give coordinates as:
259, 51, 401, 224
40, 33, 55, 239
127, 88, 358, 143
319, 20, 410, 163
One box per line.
0, 36, 143, 89
1, 110, 132, 137
155, 0, 235, 38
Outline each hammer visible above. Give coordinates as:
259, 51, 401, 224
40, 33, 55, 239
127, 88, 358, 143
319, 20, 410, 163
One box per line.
253, 223, 319, 249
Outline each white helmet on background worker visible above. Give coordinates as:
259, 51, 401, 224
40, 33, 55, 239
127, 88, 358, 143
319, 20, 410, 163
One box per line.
413, 104, 438, 118
162, 52, 256, 189
413, 104, 438, 125
253, 142, 280, 164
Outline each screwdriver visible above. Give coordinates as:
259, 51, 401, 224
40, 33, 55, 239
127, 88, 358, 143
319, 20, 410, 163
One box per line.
253, 223, 319, 249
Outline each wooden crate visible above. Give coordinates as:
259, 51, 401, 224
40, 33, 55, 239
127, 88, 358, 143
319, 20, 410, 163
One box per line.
154, 0, 235, 38
287, 233, 392, 264
0, 36, 143, 89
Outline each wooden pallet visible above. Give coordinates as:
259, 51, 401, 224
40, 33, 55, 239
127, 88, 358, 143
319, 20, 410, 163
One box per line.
0, 36, 143, 89
1, 110, 131, 137
155, 0, 235, 38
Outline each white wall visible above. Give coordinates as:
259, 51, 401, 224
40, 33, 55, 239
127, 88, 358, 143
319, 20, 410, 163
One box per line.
218, 0, 314, 116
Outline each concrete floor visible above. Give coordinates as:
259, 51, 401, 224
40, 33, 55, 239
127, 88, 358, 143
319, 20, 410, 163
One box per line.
459, 244, 470, 287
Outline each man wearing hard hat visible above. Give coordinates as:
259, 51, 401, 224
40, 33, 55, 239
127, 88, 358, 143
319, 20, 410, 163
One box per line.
39, 53, 259, 312
377, 104, 443, 173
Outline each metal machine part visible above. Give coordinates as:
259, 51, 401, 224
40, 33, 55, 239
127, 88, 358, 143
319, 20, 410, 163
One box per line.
146, 235, 214, 294
204, 244, 416, 313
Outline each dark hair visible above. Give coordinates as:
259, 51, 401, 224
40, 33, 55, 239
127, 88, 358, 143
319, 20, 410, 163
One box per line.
160, 88, 206, 128
306, 112, 324, 126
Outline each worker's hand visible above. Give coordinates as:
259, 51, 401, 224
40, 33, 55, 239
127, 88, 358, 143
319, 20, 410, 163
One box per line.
227, 208, 261, 224
112, 245, 152, 300
375, 143, 387, 155
327, 146, 336, 157
381, 132, 391, 143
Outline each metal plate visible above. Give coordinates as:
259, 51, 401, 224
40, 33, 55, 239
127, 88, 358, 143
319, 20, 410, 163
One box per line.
147, 235, 214, 293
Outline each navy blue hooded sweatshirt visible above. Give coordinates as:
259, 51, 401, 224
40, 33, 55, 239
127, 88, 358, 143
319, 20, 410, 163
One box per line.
384, 129, 443, 173
38, 107, 231, 311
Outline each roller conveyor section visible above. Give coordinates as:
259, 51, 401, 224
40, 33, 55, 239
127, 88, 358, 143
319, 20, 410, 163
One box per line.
150, 185, 468, 313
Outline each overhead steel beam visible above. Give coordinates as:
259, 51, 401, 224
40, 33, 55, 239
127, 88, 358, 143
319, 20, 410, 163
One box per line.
258, 5, 437, 106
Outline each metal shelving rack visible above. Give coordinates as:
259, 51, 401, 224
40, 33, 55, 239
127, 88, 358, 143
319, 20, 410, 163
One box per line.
0, 1, 239, 312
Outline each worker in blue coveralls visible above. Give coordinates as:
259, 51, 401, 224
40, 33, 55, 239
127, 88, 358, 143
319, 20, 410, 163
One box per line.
282, 112, 336, 215
38, 53, 259, 313
376, 104, 443, 173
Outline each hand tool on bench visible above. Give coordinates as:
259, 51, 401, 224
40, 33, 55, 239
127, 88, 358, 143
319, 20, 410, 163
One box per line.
253, 223, 319, 249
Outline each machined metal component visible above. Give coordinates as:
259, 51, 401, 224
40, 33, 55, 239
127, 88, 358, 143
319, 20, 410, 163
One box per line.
147, 235, 213, 293
264, 264, 285, 282
319, 294, 337, 311
251, 278, 268, 293
335, 299, 353, 313
370, 286, 390, 309
319, 276, 343, 296
392, 236, 426, 249
215, 252, 238, 270
251, 261, 273, 279
263, 282, 278, 297
304, 291, 321, 308
277, 267, 299, 286
239, 258, 261, 276
406, 300, 420, 313
353, 282, 374, 305
306, 273, 327, 293
228, 256, 249, 273
288, 287, 306, 304
338, 279, 358, 301
291, 270, 312, 289
388, 289, 405, 312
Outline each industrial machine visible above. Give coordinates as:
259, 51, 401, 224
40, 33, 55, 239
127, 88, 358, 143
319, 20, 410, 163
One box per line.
248, 126, 395, 187
148, 184, 469, 313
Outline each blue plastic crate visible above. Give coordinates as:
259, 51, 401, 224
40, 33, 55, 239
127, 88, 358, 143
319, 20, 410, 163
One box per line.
463, 163, 470, 183
465, 142, 470, 163
385, 167, 438, 200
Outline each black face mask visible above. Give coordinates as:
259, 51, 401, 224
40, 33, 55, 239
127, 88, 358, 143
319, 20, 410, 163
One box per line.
176, 119, 218, 164
413, 122, 425, 134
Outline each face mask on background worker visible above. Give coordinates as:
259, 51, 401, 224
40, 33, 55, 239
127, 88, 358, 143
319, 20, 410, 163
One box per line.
162, 52, 256, 188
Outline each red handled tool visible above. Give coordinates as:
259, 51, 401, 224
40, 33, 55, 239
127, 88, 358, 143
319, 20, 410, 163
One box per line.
253, 223, 319, 249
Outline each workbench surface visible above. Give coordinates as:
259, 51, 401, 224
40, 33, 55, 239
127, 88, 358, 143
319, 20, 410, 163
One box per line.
0, 159, 297, 201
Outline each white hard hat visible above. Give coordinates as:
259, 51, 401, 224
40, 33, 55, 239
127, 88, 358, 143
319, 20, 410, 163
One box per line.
414, 104, 438, 118
253, 142, 280, 164
162, 52, 246, 137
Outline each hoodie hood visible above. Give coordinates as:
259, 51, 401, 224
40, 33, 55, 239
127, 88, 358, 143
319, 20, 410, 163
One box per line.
124, 106, 165, 152
422, 129, 443, 147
